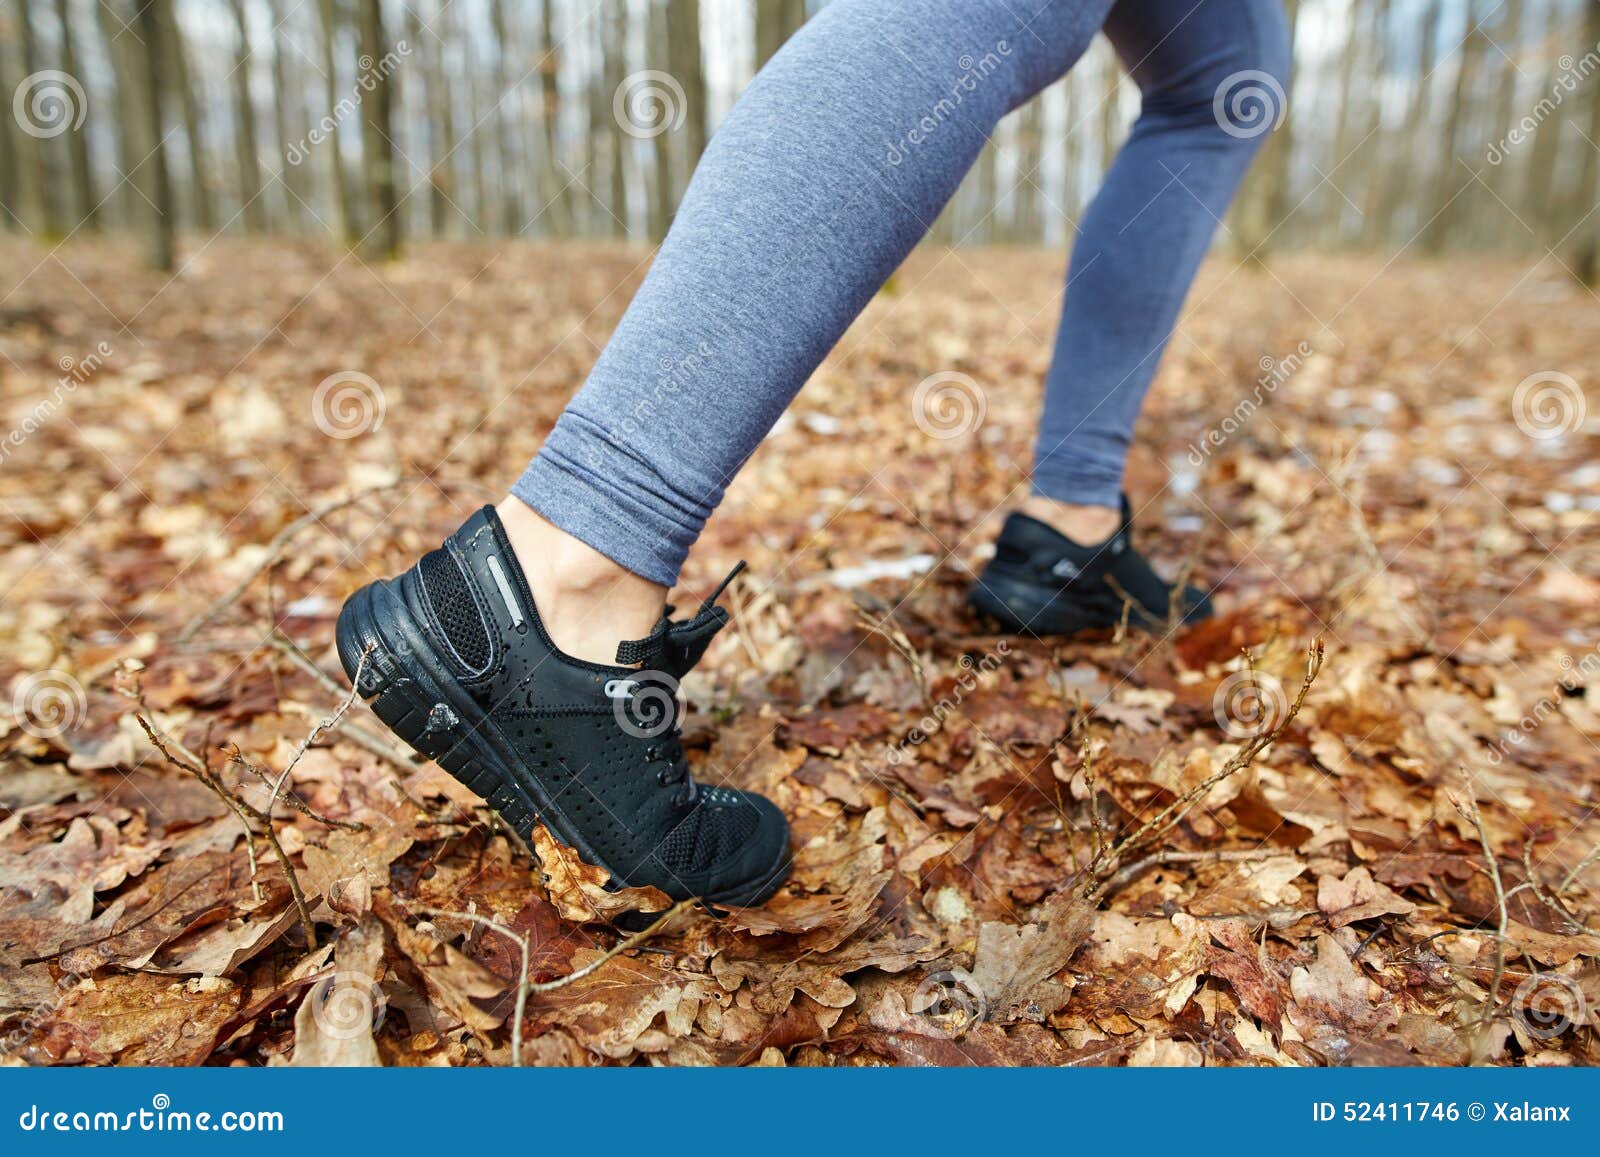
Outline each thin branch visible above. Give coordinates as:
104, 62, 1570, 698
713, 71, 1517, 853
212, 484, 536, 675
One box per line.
265, 630, 420, 771
415, 906, 530, 1067
525, 900, 693, 992
1085, 638, 1325, 893
1097, 848, 1291, 900
1557, 842, 1600, 900
1450, 767, 1508, 1022
138, 713, 318, 949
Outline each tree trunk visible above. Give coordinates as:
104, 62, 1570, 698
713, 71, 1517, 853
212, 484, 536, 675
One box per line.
1569, 0, 1600, 282
268, 0, 308, 230
162, 0, 214, 232
1231, 0, 1300, 260
0, 6, 21, 230
534, 0, 570, 236
11, 0, 56, 236
53, 0, 98, 230
93, 0, 141, 227
317, 0, 360, 244
1419, 1, 1487, 254
602, 2, 628, 236
754, 0, 806, 71
132, 0, 175, 269
667, 0, 707, 183
647, 0, 674, 240
489, 0, 523, 234
356, 0, 400, 257
227, 0, 267, 231
421, 0, 459, 237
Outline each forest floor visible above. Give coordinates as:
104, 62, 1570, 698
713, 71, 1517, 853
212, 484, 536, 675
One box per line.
1, 237, 1597, 1067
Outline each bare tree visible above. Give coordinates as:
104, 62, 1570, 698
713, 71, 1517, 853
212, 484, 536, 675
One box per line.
268, 0, 310, 229
228, 0, 268, 231
356, 0, 400, 257
490, 0, 523, 234
602, 0, 629, 236
1569, 0, 1600, 282
1232, 0, 1302, 260
53, 0, 99, 229
667, 0, 708, 182
1420, 1, 1489, 254
534, 0, 571, 236
133, 0, 174, 269
11, 0, 56, 235
754, 0, 806, 71
317, 0, 360, 244
162, 0, 214, 232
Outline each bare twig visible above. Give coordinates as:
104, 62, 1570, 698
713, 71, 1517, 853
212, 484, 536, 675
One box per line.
227, 746, 365, 831
178, 482, 404, 641
1557, 842, 1600, 900
1097, 848, 1290, 900
137, 713, 319, 949
1084, 638, 1325, 892
1450, 768, 1508, 1021
525, 900, 693, 992
1081, 741, 1107, 867
266, 643, 372, 808
265, 631, 419, 771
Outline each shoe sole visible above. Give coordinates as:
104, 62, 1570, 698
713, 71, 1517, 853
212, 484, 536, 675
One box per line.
335, 580, 791, 913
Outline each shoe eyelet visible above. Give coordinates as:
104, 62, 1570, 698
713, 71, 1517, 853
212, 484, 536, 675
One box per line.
657, 767, 672, 786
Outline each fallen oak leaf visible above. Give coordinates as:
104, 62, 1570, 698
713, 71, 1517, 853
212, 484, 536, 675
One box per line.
528, 823, 672, 924
1317, 865, 1416, 928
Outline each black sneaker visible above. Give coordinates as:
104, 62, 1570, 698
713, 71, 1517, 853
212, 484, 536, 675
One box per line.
335, 506, 791, 909
968, 495, 1212, 637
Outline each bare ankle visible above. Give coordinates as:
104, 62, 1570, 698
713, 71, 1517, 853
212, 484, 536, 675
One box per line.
496, 497, 667, 665
1020, 495, 1121, 545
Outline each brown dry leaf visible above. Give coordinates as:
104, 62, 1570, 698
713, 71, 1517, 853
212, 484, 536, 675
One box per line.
968, 888, 1096, 1023
37, 973, 242, 1065
1317, 865, 1417, 927
1206, 919, 1288, 1035
528, 823, 672, 924
1287, 933, 1397, 1062
289, 917, 387, 1066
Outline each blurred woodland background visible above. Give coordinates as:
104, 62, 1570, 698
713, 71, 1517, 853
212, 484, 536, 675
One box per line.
2, 0, 1599, 274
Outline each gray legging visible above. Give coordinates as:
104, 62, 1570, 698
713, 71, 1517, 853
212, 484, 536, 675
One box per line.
514, 0, 1292, 587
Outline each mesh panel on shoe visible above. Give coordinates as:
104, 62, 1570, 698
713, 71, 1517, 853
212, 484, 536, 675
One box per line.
659, 795, 762, 873
419, 549, 491, 672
